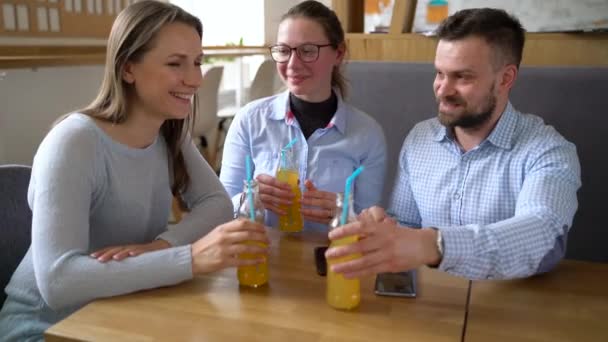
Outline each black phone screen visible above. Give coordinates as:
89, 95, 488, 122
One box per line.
314, 246, 328, 276
374, 270, 417, 297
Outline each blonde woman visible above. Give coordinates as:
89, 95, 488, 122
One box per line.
0, 1, 268, 340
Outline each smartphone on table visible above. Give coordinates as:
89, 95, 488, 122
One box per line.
374, 270, 417, 297
314, 246, 328, 276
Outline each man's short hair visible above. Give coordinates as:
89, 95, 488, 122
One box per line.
435, 8, 525, 69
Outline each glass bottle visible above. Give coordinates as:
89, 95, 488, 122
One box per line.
326, 192, 361, 310
236, 180, 268, 287
275, 148, 303, 232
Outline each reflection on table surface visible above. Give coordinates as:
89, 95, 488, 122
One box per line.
466, 260, 608, 342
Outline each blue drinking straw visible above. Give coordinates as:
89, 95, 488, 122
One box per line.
280, 138, 298, 169
245, 155, 255, 221
283, 137, 298, 150
280, 149, 286, 169
341, 166, 364, 225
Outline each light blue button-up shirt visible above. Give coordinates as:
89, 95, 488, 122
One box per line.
389, 102, 581, 280
220, 90, 387, 231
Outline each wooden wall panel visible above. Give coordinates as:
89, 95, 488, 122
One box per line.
2, 2, 607, 68
346, 33, 608, 66
336, 3, 608, 66
332, 0, 364, 33
346, 33, 437, 62
523, 33, 608, 66
389, 0, 417, 34
0, 0, 123, 38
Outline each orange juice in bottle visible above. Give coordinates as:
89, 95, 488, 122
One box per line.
237, 180, 268, 287
326, 193, 360, 310
276, 148, 303, 232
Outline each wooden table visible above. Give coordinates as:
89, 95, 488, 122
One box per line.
46, 231, 470, 342
465, 260, 608, 342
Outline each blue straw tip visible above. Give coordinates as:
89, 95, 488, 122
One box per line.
245, 155, 253, 182
284, 137, 298, 150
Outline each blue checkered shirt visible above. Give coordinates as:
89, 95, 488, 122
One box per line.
388, 102, 581, 280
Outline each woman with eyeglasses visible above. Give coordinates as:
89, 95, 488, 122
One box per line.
220, 0, 387, 231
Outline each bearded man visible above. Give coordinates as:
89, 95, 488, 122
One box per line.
326, 8, 581, 280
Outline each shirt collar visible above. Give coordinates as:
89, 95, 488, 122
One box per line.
433, 101, 518, 150
433, 123, 449, 142
268, 89, 347, 135
485, 101, 518, 150
268, 90, 290, 121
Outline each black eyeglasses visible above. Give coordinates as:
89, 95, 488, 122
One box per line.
269, 43, 333, 63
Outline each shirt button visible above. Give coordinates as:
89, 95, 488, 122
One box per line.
453, 192, 461, 200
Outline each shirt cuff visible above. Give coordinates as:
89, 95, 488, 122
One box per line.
437, 225, 475, 272
170, 244, 194, 280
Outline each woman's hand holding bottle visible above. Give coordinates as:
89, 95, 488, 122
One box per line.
190, 219, 269, 276
255, 174, 293, 215
301, 180, 337, 224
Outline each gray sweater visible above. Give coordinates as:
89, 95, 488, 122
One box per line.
0, 113, 233, 341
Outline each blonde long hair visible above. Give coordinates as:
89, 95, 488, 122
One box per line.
81, 0, 202, 194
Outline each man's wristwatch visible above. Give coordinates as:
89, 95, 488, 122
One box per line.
435, 228, 444, 259
428, 228, 443, 268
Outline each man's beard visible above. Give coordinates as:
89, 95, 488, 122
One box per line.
437, 86, 497, 129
